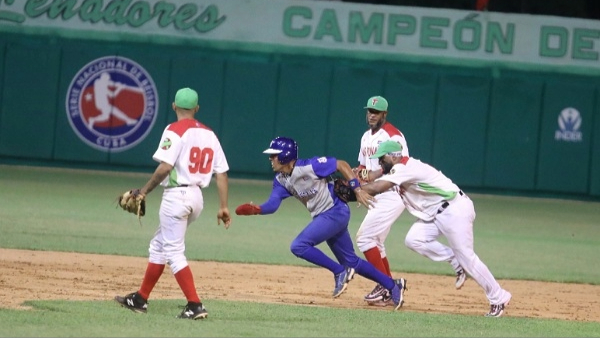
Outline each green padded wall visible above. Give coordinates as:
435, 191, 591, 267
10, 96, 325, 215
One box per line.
274, 59, 334, 159
0, 41, 60, 159
537, 81, 594, 194
591, 87, 600, 197
484, 76, 542, 190
384, 68, 438, 162
0, 40, 4, 137
433, 73, 491, 187
170, 54, 226, 140
219, 56, 279, 176
327, 63, 385, 164
1, 31, 600, 198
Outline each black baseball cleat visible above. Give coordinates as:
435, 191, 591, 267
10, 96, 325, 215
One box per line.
485, 303, 506, 317
364, 284, 387, 302
177, 302, 208, 320
455, 268, 467, 289
114, 292, 148, 314
485, 295, 511, 318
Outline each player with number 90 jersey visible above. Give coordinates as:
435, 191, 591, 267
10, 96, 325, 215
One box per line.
153, 119, 229, 188
114, 87, 231, 320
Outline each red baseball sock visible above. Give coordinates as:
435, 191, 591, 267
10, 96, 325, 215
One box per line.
138, 262, 165, 300
382, 257, 392, 277
174, 266, 201, 303
363, 247, 389, 277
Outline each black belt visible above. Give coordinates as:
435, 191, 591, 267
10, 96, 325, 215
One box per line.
167, 184, 198, 188
437, 191, 464, 214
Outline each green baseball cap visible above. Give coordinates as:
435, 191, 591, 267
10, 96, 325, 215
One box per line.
370, 140, 403, 159
364, 95, 388, 111
174, 87, 198, 109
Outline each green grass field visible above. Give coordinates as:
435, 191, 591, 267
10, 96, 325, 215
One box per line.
1, 165, 600, 337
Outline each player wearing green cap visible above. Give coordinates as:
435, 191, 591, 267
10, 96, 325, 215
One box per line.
354, 96, 467, 306
353, 95, 409, 306
114, 87, 232, 320
361, 140, 512, 317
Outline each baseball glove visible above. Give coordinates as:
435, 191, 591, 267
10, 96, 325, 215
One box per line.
333, 178, 357, 203
235, 203, 262, 215
118, 189, 146, 222
352, 167, 370, 184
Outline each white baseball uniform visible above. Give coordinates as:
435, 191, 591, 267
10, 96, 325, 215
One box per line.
376, 157, 512, 305
148, 119, 229, 274
355, 122, 407, 256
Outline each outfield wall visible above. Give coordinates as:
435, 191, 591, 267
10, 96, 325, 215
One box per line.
0, 0, 599, 198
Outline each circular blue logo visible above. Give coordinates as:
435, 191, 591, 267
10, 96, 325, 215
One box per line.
66, 56, 158, 152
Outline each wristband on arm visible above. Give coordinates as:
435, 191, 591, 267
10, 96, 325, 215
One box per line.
348, 178, 361, 191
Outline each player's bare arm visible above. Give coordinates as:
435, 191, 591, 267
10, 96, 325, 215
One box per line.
360, 180, 395, 197
140, 161, 173, 196
355, 168, 383, 183
214, 172, 231, 229
367, 169, 383, 182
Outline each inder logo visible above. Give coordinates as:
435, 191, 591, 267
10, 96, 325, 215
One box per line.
66, 56, 158, 152
554, 107, 582, 142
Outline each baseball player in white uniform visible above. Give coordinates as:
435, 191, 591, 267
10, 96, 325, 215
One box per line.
361, 140, 512, 317
354, 96, 408, 304
356, 96, 465, 306
115, 87, 232, 320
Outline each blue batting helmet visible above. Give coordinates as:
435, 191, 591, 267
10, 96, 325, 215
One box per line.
263, 136, 298, 164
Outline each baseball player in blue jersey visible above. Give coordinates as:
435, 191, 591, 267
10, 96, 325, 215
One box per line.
361, 140, 512, 317
235, 136, 407, 310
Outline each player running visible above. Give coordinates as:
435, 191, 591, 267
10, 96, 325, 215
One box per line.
355, 96, 466, 306
235, 136, 407, 310
360, 140, 512, 317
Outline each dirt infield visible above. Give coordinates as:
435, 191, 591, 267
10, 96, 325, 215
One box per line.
1, 248, 598, 322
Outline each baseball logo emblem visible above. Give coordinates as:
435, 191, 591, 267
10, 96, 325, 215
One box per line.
66, 56, 158, 152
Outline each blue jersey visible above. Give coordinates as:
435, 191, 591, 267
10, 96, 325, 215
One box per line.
256, 154, 398, 297
260, 156, 345, 217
